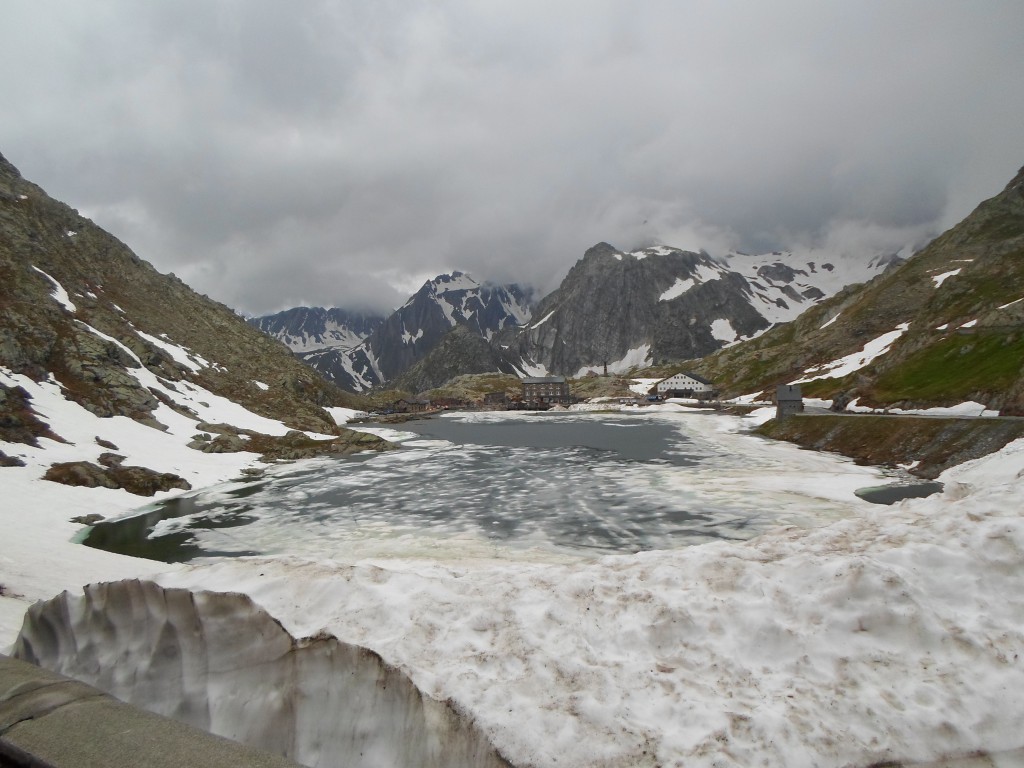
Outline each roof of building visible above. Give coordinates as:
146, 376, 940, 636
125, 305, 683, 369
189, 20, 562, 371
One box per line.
659, 371, 713, 386
522, 376, 567, 384
776, 384, 803, 399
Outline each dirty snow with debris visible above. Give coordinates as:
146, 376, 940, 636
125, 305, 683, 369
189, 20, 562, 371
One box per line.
4, 387, 1024, 767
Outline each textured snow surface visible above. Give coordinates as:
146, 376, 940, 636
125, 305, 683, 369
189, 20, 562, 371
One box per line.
135, 329, 213, 373
31, 266, 77, 313
711, 317, 738, 343
932, 268, 962, 287
846, 399, 1002, 418
629, 378, 661, 395
323, 406, 367, 425
820, 311, 841, 329
575, 344, 652, 377
791, 323, 909, 383
15, 581, 508, 768
157, 417, 1024, 767
530, 310, 556, 330
659, 276, 695, 302
6, 395, 1024, 767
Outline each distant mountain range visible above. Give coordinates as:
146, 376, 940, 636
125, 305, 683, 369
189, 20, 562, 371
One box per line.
4, 138, 1022, 434
248, 307, 386, 354
252, 245, 897, 392
253, 273, 533, 392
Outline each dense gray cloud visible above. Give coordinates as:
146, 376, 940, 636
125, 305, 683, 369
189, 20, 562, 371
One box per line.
2, 1, 1022, 315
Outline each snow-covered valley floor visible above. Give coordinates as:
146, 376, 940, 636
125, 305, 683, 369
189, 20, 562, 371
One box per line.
4, 394, 1024, 767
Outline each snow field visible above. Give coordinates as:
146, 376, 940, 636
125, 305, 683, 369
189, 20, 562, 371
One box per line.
5, 356, 1024, 768
575, 345, 653, 377
0, 353, 325, 642
160, 422, 1024, 766
790, 323, 909, 384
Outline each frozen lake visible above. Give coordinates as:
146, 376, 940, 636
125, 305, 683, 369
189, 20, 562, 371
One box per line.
83, 410, 882, 564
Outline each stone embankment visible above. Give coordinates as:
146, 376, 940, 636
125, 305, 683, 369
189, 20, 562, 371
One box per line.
756, 414, 1024, 478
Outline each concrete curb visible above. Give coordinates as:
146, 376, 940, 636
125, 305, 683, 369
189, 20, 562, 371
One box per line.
0, 655, 305, 768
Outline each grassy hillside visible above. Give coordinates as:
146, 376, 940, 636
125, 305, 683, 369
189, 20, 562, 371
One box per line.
685, 165, 1024, 413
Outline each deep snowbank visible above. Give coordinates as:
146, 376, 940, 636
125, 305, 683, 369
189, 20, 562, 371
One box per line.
7, 402, 1024, 767
146, 423, 1024, 768
13, 579, 509, 768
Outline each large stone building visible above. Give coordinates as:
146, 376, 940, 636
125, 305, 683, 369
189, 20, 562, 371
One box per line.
521, 376, 572, 406
655, 372, 716, 398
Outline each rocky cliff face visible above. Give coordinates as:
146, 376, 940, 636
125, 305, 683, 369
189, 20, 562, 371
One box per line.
389, 324, 521, 394
695, 164, 1024, 413
0, 150, 373, 450
312, 272, 532, 391
499, 242, 884, 377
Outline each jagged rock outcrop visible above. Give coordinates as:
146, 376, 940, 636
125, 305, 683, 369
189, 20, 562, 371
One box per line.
43, 457, 192, 496
13, 580, 511, 768
314, 272, 532, 391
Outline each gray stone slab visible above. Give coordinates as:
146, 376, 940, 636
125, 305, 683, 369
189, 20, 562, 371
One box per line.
0, 656, 305, 768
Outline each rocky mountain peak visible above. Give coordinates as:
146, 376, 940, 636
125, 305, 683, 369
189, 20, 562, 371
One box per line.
582, 242, 622, 261
270, 270, 534, 392
1005, 165, 1024, 195
0, 151, 21, 182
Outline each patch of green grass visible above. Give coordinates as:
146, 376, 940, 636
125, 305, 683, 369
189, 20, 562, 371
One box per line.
871, 331, 1024, 402
968, 206, 1024, 242
799, 375, 854, 399
934, 263, 1024, 319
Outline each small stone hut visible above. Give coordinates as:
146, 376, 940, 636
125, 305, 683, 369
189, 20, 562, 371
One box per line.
776, 384, 804, 419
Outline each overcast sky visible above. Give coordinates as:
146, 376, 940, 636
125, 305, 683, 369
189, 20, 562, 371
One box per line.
2, 2, 1022, 316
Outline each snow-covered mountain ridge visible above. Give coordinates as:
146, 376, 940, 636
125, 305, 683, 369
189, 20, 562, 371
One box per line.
278, 272, 533, 392
256, 247, 893, 392
247, 306, 385, 354
498, 242, 897, 380
720, 248, 904, 325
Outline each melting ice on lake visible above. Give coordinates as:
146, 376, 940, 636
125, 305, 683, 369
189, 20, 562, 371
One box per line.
84, 410, 888, 564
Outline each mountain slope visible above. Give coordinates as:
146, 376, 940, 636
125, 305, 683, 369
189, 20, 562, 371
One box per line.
0, 150, 377, 453
248, 306, 385, 354
500, 243, 890, 377
692, 164, 1024, 413
315, 272, 532, 391
388, 324, 522, 394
